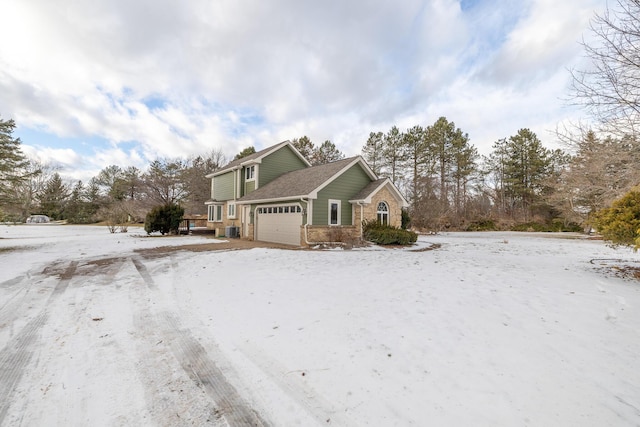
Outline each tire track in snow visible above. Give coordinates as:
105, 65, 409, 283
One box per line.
236, 342, 349, 426
0, 261, 77, 424
0, 278, 29, 329
160, 311, 267, 426
0, 275, 27, 289
0, 311, 48, 422
131, 256, 269, 426
131, 257, 156, 290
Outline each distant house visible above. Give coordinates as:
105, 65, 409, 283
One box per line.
26, 215, 50, 224
205, 141, 408, 246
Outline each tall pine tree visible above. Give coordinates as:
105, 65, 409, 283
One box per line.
312, 140, 344, 165
381, 126, 406, 187
38, 172, 69, 220
291, 136, 315, 162
502, 129, 552, 221
362, 132, 384, 175
0, 117, 31, 214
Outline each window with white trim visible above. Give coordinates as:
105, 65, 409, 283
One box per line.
208, 204, 223, 222
377, 201, 389, 225
256, 205, 303, 215
227, 202, 236, 219
329, 199, 341, 225
245, 165, 255, 181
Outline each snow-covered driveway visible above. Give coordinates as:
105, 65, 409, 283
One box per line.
1, 225, 639, 426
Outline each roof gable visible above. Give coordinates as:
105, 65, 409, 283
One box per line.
349, 177, 409, 207
208, 140, 310, 177
309, 157, 376, 198
237, 156, 374, 203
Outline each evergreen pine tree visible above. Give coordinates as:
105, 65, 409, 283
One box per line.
291, 136, 315, 162
312, 140, 344, 165
362, 132, 384, 175
38, 172, 69, 220
0, 117, 30, 210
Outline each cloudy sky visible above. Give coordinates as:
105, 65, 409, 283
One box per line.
1, 0, 605, 182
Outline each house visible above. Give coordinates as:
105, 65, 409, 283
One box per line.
25, 215, 51, 224
205, 140, 408, 246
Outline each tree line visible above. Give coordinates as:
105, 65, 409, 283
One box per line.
0, 118, 348, 226
3, 112, 638, 233
0, 116, 228, 225
2, 0, 638, 244
360, 117, 640, 231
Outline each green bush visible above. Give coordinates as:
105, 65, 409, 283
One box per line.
592, 189, 640, 249
363, 220, 418, 245
465, 219, 497, 231
509, 221, 582, 232
550, 218, 583, 232
144, 203, 184, 235
510, 222, 551, 232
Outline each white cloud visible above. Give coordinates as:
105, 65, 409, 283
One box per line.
0, 0, 609, 180
21, 145, 85, 174
477, 0, 602, 85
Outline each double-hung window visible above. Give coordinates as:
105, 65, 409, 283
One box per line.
245, 165, 255, 181
227, 202, 236, 219
208, 204, 223, 222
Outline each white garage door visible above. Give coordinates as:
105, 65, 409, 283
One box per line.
256, 205, 302, 246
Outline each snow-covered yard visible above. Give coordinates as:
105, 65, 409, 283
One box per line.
1, 225, 639, 426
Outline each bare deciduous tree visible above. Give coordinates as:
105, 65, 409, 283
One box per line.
570, 0, 640, 135
143, 159, 188, 206
550, 131, 640, 227
182, 149, 226, 214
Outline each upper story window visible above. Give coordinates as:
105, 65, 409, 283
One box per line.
329, 199, 341, 225
245, 165, 255, 181
377, 201, 389, 225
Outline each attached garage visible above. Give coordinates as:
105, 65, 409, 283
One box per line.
255, 204, 303, 246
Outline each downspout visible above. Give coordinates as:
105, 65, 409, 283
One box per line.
226, 167, 240, 229
301, 197, 312, 246
357, 201, 365, 242
301, 197, 346, 247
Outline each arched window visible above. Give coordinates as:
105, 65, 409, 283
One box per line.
377, 201, 389, 225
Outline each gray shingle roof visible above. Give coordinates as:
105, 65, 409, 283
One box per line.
350, 178, 388, 201
237, 157, 360, 202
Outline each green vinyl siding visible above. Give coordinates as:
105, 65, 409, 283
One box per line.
259, 146, 308, 187
244, 179, 256, 195
213, 171, 235, 201
314, 164, 372, 225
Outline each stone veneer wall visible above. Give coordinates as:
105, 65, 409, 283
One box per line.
245, 223, 254, 240
358, 185, 403, 228
302, 225, 360, 246
206, 202, 244, 237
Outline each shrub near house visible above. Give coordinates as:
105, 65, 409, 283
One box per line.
363, 220, 417, 245
144, 203, 184, 235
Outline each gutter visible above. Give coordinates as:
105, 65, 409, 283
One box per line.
357, 201, 365, 240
